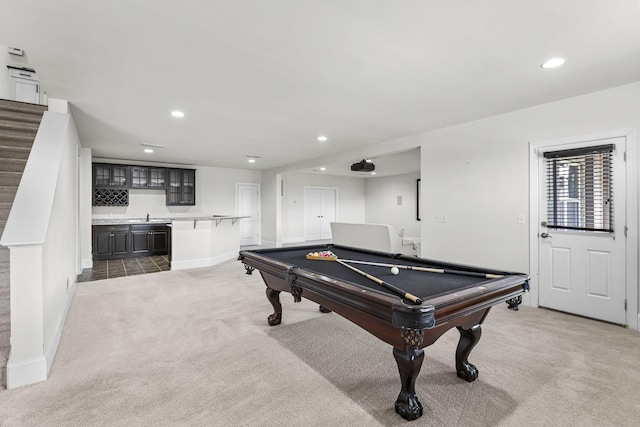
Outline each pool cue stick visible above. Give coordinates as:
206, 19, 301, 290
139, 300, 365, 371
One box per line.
336, 259, 423, 305
339, 259, 504, 280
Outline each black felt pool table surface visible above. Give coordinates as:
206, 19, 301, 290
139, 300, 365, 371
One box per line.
252, 245, 509, 300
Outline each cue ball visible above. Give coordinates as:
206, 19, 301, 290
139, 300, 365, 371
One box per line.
390, 267, 399, 275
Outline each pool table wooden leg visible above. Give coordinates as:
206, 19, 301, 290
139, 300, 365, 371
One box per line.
393, 346, 425, 420
265, 287, 282, 326
455, 324, 481, 382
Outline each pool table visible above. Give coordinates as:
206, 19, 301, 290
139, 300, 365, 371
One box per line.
238, 244, 529, 421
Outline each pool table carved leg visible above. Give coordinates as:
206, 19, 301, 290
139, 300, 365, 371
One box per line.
393, 346, 425, 420
243, 264, 255, 275
455, 324, 481, 381
265, 287, 282, 326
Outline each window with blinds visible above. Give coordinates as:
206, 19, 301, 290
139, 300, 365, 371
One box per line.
544, 144, 614, 233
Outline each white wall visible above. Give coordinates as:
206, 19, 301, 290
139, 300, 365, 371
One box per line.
280, 172, 366, 243
419, 82, 640, 277
91, 161, 261, 219
260, 170, 280, 245
364, 171, 421, 238
0, 44, 10, 99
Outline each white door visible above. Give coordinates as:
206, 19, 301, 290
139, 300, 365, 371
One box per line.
304, 187, 336, 241
537, 137, 626, 324
236, 183, 260, 246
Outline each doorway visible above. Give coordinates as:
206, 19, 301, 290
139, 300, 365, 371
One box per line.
529, 129, 637, 328
236, 183, 260, 246
303, 187, 337, 241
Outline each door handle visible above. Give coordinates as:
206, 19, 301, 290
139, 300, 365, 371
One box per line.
540, 232, 551, 238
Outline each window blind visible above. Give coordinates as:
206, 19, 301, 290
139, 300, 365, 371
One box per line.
544, 144, 614, 233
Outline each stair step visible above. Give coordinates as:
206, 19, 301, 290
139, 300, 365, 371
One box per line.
0, 110, 43, 125
0, 99, 47, 115
0, 171, 22, 187
0, 279, 7, 294
0, 136, 33, 150
0, 207, 10, 224
0, 131, 35, 145
0, 248, 8, 264
0, 186, 18, 204
0, 120, 40, 135
0, 126, 38, 143
0, 145, 30, 160
0, 158, 27, 173
0, 202, 11, 220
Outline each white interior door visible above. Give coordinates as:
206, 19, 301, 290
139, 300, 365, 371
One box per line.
236, 183, 260, 246
319, 189, 336, 239
304, 187, 336, 241
537, 137, 627, 324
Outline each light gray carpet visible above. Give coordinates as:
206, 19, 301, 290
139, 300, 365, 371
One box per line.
0, 260, 639, 426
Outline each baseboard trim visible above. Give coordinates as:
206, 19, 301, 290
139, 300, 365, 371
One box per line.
521, 293, 534, 308
7, 355, 47, 389
171, 251, 238, 271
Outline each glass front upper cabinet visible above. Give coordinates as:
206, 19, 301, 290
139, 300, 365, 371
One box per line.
93, 163, 129, 188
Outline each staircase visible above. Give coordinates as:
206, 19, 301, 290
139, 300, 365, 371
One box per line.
0, 99, 47, 388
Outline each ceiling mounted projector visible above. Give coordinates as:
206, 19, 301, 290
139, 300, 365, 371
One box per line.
351, 159, 375, 172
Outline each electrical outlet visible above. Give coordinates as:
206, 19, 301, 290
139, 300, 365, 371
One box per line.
517, 214, 526, 225
436, 214, 447, 222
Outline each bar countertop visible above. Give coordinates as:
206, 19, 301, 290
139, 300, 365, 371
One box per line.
92, 215, 247, 225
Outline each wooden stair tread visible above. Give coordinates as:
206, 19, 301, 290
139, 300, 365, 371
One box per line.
0, 99, 47, 114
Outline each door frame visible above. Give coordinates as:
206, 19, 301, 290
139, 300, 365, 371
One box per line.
236, 182, 261, 246
529, 128, 638, 330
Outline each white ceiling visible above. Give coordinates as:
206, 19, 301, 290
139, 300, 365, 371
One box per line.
2, 1, 639, 177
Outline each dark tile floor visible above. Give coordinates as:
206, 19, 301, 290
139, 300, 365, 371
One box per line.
77, 256, 170, 282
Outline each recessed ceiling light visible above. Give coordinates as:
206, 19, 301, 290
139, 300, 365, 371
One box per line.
317, 135, 328, 142
171, 111, 185, 118
541, 57, 565, 69
371, 172, 376, 175
248, 159, 256, 163
320, 167, 326, 171
144, 148, 154, 153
